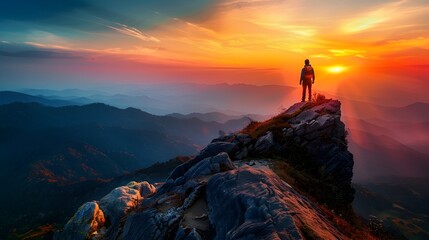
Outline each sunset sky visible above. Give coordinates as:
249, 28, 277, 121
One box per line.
1, 0, 428, 105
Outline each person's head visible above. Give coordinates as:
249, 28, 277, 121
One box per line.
304, 59, 310, 65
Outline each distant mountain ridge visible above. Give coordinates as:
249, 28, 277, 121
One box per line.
16, 84, 297, 115
0, 102, 249, 144
348, 128, 429, 181
166, 112, 269, 123
341, 99, 429, 122
0, 91, 78, 106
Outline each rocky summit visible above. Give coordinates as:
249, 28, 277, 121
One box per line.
57, 96, 356, 240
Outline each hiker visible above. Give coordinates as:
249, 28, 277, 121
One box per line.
300, 59, 315, 102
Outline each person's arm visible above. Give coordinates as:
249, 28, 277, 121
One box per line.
300, 68, 304, 85
312, 68, 315, 83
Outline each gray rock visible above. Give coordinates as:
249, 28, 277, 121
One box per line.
61, 201, 105, 240
121, 209, 175, 240
174, 176, 186, 186
211, 133, 235, 143
284, 101, 307, 115
174, 226, 187, 240
234, 147, 248, 159
184, 152, 235, 180
185, 228, 203, 240
121, 183, 206, 240
315, 114, 335, 128
235, 133, 252, 145
255, 131, 274, 153
279, 98, 354, 211
306, 119, 321, 133
206, 166, 302, 240
166, 142, 237, 182
290, 108, 319, 124
294, 122, 306, 136
173, 227, 202, 240
285, 128, 294, 137
312, 99, 341, 114
199, 142, 237, 159
127, 181, 156, 197
99, 186, 141, 222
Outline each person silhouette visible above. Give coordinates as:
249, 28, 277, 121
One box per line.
300, 59, 315, 102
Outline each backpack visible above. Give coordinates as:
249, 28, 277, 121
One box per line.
304, 65, 313, 80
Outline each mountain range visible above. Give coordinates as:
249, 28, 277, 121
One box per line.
0, 91, 78, 106
16, 83, 297, 115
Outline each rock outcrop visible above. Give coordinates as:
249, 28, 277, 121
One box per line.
206, 166, 346, 240
58, 97, 355, 240
285, 99, 354, 210
212, 98, 354, 211
60, 201, 105, 240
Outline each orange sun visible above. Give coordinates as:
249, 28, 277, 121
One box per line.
326, 65, 348, 74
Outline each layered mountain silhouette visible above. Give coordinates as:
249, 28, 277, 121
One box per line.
321, 97, 429, 181
166, 112, 268, 124
57, 96, 388, 240
18, 83, 296, 115
348, 129, 429, 181
0, 91, 78, 106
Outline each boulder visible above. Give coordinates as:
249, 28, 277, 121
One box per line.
121, 182, 206, 240
184, 228, 203, 240
184, 152, 235, 180
289, 108, 319, 124
211, 133, 235, 143
198, 142, 237, 160
235, 133, 252, 145
255, 131, 274, 153
127, 181, 156, 197
284, 101, 307, 115
234, 147, 248, 160
166, 141, 237, 182
99, 186, 142, 222
61, 201, 105, 240
206, 167, 302, 240
206, 166, 347, 240
312, 99, 341, 115
121, 208, 182, 240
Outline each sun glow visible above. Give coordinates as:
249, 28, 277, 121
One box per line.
326, 66, 348, 74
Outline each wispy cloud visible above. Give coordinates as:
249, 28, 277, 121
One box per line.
24, 41, 73, 50
310, 54, 332, 59
105, 23, 160, 42
0, 42, 81, 59
219, 0, 282, 10
329, 49, 366, 57
0, 41, 161, 61
340, 0, 429, 34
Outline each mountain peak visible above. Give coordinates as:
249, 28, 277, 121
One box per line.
57, 95, 362, 240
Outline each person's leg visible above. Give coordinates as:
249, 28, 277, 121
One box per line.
302, 82, 306, 102
308, 82, 312, 101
